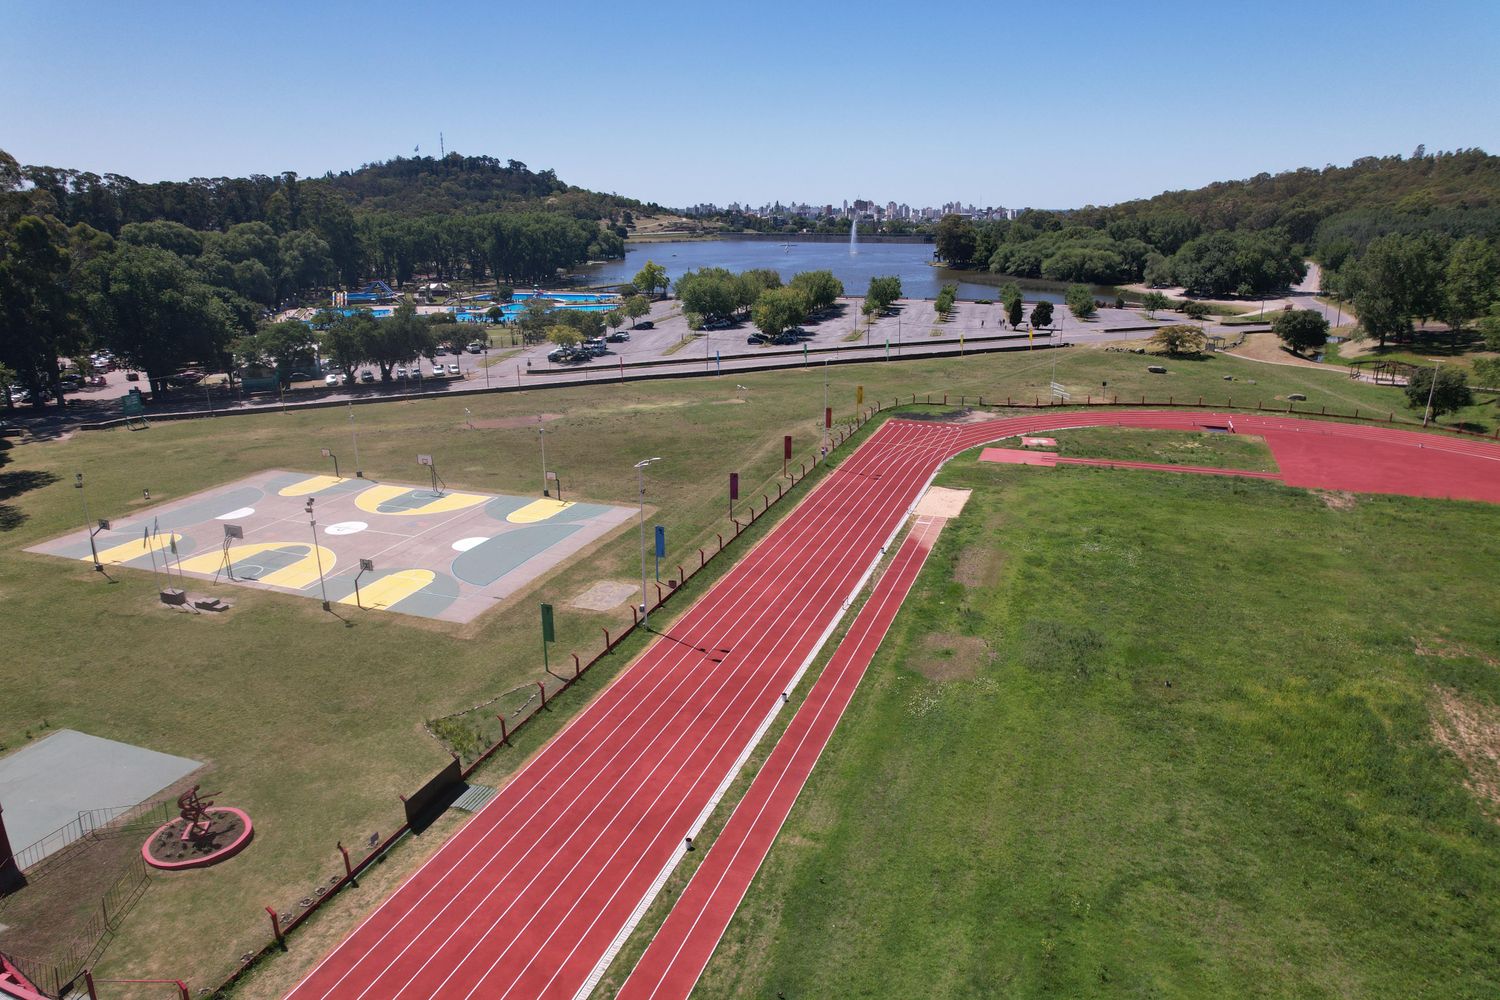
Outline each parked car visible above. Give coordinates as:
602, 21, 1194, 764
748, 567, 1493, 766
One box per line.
466, 341, 486, 354
395, 366, 407, 378
606, 331, 630, 343
324, 373, 339, 386
446, 363, 460, 375
634, 320, 654, 330
585, 337, 608, 356
747, 332, 769, 345
360, 370, 375, 383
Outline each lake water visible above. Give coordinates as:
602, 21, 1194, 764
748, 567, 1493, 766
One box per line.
577, 239, 1111, 305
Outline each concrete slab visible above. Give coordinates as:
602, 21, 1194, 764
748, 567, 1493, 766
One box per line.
0, 730, 201, 864
27, 471, 634, 624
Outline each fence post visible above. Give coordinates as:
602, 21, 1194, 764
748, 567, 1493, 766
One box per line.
498, 715, 508, 744
337, 842, 353, 881
943, 394, 947, 404
84, 970, 98, 1000
572, 653, 581, 678
762, 495, 769, 512
266, 906, 285, 948
717, 533, 724, 551
603, 627, 611, 649
677, 564, 685, 583
699, 548, 705, 568
656, 582, 664, 603
177, 982, 189, 1000
777, 482, 783, 499
538, 681, 547, 710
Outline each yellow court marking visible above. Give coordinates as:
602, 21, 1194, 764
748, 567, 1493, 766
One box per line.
354, 484, 487, 516
278, 475, 349, 497
339, 569, 435, 610
178, 541, 336, 590
506, 498, 575, 523
91, 532, 181, 565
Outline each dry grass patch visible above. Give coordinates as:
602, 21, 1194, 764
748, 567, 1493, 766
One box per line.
954, 544, 1003, 590
914, 634, 989, 682
1431, 686, 1500, 817
1315, 490, 1358, 511
1415, 636, 1500, 668
467, 413, 562, 430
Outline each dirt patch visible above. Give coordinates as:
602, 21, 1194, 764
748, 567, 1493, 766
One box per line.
914, 634, 989, 682
1315, 490, 1358, 511
955, 545, 1003, 589
467, 413, 563, 430
569, 580, 639, 612
1415, 636, 1500, 668
1431, 685, 1500, 817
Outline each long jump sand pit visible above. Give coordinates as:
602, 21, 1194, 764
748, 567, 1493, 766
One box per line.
26, 471, 633, 623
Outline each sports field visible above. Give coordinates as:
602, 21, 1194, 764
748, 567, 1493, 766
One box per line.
27, 470, 631, 622
678, 432, 1500, 999
0, 345, 1494, 994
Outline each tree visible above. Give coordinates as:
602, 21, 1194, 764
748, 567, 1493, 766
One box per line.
0, 215, 82, 407
1142, 291, 1169, 318
1479, 304, 1500, 351
751, 287, 808, 340
1007, 296, 1024, 329
634, 261, 668, 299
624, 294, 651, 328
788, 270, 843, 314
1143, 252, 1174, 287
1440, 236, 1498, 342
866, 275, 902, 314
1030, 301, 1054, 329
1149, 324, 1207, 355
1272, 309, 1330, 355
935, 283, 957, 318
1065, 284, 1097, 319
934, 215, 978, 267
674, 268, 738, 323
514, 298, 553, 345
321, 312, 376, 380
604, 308, 624, 335
84, 242, 235, 395
366, 301, 437, 380
547, 325, 580, 350
1405, 366, 1472, 418
1348, 233, 1446, 348
1181, 301, 1211, 320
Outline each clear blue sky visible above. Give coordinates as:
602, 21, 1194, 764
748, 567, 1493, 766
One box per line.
4, 0, 1497, 211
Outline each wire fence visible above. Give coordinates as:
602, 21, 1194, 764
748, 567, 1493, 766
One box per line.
8, 800, 172, 877
4, 854, 151, 998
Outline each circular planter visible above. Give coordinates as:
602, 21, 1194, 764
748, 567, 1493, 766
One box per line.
142, 807, 254, 870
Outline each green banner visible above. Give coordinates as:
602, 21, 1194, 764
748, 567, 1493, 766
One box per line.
540, 603, 555, 642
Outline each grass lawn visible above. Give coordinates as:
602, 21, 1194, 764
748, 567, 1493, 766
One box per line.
1045, 427, 1278, 472
0, 348, 1493, 992
693, 453, 1500, 999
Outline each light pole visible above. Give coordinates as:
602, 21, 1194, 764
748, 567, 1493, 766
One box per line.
635, 457, 662, 627
539, 420, 550, 496
349, 402, 362, 478
1423, 359, 1442, 427
74, 473, 101, 571
305, 498, 330, 610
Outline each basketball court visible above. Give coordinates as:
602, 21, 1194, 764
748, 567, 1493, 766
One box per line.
26, 471, 634, 623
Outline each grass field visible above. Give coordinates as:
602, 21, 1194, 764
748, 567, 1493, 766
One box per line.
1045, 427, 1279, 472
690, 450, 1500, 998
0, 345, 1495, 993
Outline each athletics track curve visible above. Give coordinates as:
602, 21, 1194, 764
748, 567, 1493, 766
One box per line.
285, 412, 1500, 1000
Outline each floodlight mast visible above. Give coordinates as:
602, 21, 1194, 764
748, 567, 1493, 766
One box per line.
75, 473, 101, 571
305, 497, 330, 611
635, 457, 662, 627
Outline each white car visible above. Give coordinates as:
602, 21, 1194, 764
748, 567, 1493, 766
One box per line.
446, 363, 459, 375
324, 374, 339, 386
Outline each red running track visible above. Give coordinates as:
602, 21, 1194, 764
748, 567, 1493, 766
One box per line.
617, 514, 947, 1000
286, 412, 1500, 1000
